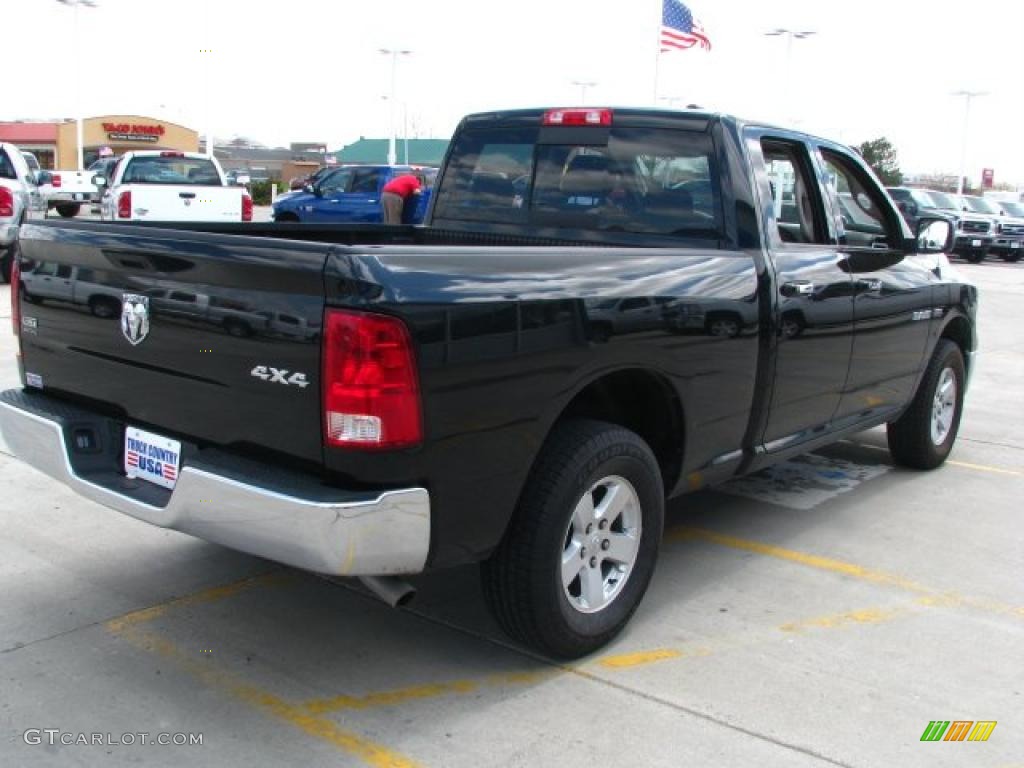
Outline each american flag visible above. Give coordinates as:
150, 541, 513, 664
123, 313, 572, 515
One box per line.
661, 0, 711, 52
125, 449, 140, 471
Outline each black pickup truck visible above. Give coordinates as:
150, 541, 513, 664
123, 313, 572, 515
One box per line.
1, 108, 976, 658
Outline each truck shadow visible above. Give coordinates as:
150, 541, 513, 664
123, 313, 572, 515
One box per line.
95, 431, 909, 730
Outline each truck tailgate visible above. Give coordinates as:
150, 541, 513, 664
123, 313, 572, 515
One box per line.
17, 223, 328, 466
126, 185, 245, 222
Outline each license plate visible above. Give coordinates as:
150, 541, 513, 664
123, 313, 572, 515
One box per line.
124, 426, 181, 490
74, 193, 83, 201
971, 239, 982, 247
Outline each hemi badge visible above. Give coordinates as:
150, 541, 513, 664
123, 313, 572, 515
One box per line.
21, 316, 38, 331
911, 310, 931, 321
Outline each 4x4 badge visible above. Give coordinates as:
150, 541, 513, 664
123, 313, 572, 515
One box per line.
121, 294, 150, 346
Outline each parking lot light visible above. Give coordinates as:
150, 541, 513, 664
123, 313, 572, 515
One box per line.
379, 49, 412, 166
56, 0, 98, 170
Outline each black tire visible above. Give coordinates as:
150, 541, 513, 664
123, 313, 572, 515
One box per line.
55, 204, 81, 218
275, 212, 299, 223
1000, 253, 1022, 263
88, 296, 120, 319
965, 252, 985, 264
887, 340, 966, 470
0, 248, 9, 285
481, 419, 664, 659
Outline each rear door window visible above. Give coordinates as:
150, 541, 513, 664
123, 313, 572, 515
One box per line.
434, 124, 722, 238
121, 156, 221, 185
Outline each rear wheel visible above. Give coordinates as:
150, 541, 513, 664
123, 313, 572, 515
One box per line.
55, 204, 81, 218
965, 251, 986, 264
887, 340, 965, 469
0, 248, 10, 284
1001, 253, 1022, 263
481, 419, 664, 659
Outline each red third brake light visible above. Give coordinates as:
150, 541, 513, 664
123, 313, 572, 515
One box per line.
51, 174, 62, 188
117, 190, 131, 218
542, 108, 613, 126
160, 151, 185, 158
322, 309, 422, 450
242, 193, 253, 222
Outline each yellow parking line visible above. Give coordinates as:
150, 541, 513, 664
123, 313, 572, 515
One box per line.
779, 607, 904, 633
669, 527, 932, 594
671, 528, 1023, 620
105, 570, 292, 633
305, 680, 480, 715
597, 648, 684, 668
110, 624, 421, 768
947, 460, 1022, 477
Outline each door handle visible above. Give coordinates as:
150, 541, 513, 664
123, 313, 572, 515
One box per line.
858, 278, 882, 295
782, 280, 815, 297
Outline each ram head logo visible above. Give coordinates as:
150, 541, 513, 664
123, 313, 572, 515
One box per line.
121, 294, 150, 346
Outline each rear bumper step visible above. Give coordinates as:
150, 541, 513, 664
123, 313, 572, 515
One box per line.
0, 389, 430, 576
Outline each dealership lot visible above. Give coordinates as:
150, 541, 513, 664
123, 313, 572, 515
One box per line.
0, 261, 1021, 767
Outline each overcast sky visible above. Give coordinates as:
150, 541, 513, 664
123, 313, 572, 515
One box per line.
9, 0, 1023, 184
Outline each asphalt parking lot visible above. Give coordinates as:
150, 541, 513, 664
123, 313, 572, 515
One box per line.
0, 259, 1021, 768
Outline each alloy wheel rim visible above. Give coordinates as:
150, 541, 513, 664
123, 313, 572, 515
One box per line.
561, 475, 642, 614
931, 367, 957, 445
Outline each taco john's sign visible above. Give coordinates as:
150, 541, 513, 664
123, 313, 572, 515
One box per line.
102, 122, 166, 143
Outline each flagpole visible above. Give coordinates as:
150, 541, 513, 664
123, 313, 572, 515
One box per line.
653, 0, 662, 104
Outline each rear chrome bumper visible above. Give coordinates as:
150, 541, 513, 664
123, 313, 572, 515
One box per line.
0, 391, 430, 576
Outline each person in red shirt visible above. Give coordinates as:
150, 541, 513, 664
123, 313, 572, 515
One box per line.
381, 173, 423, 224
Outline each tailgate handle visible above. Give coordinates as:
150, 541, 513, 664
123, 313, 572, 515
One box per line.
179, 192, 197, 199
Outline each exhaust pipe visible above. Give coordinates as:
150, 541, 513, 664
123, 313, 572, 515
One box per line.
358, 575, 416, 608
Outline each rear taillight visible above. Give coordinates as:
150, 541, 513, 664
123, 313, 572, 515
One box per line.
322, 309, 422, 450
11, 256, 21, 337
51, 174, 62, 188
117, 190, 131, 218
242, 193, 253, 222
0, 186, 12, 217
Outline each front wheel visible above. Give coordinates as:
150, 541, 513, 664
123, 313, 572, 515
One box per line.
481, 420, 664, 659
887, 339, 966, 469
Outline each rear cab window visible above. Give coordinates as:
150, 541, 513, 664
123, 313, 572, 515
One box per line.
121, 156, 222, 185
432, 115, 723, 241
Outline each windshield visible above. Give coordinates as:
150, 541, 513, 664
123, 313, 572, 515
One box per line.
433, 124, 722, 238
962, 196, 1001, 215
910, 189, 937, 207
121, 156, 223, 185
927, 191, 961, 211
999, 201, 1024, 217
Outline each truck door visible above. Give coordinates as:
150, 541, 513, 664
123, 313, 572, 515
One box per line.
815, 145, 938, 421
751, 136, 855, 449
346, 167, 386, 222
311, 168, 354, 223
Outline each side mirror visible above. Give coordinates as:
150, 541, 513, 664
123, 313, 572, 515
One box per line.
37, 170, 53, 186
92, 175, 107, 187
916, 218, 954, 254
305, 184, 317, 195
26, 172, 37, 186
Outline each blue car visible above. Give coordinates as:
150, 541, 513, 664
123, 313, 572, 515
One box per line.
272, 164, 432, 224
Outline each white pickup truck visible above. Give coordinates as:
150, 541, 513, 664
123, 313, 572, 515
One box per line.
24, 152, 96, 219
98, 151, 253, 223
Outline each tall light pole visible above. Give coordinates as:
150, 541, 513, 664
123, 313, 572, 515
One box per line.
764, 29, 815, 123
57, 0, 98, 170
571, 80, 598, 104
379, 48, 412, 165
952, 90, 988, 194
